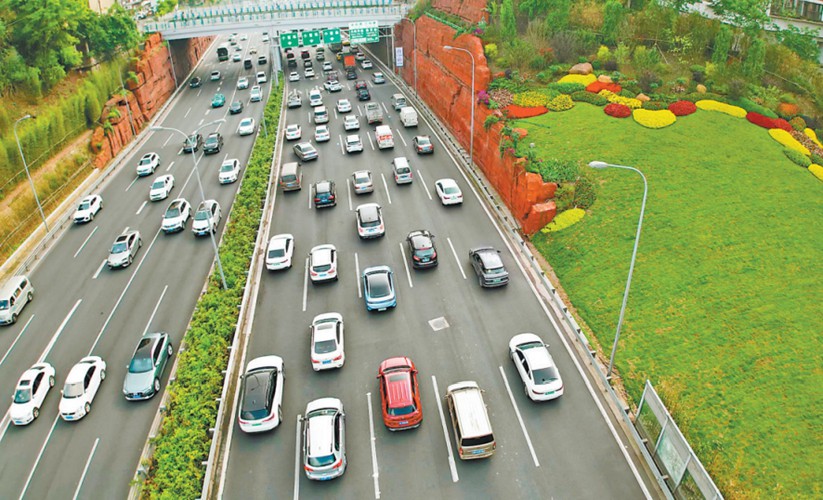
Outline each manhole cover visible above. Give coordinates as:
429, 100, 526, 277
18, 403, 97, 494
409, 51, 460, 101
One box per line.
428, 317, 449, 332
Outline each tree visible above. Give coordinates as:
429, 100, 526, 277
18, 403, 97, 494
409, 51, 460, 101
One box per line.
602, 0, 625, 45
500, 0, 517, 40
542, 0, 571, 33
743, 37, 765, 80
85, 5, 140, 60
712, 24, 732, 65
777, 25, 820, 62
709, 0, 771, 34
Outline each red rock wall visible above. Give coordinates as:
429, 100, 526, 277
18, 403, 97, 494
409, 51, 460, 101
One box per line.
431, 0, 488, 24
396, 16, 556, 235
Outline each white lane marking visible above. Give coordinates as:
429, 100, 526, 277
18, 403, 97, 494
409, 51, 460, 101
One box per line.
18, 416, 59, 500
184, 107, 191, 118
381, 102, 389, 114
399, 243, 413, 288
499, 366, 540, 467
293, 415, 302, 500
447, 238, 467, 280
72, 437, 100, 500
334, 109, 339, 120
0, 315, 35, 368
197, 89, 202, 97
355, 253, 361, 298
166, 160, 175, 172
366, 392, 381, 499
307, 185, 312, 210
347, 179, 353, 211
358, 104, 364, 117
125, 176, 139, 192
199, 118, 205, 125
92, 260, 107, 280
302, 257, 309, 311
177, 147, 184, 155
143, 285, 169, 336
367, 132, 375, 151
431, 376, 459, 482
307, 110, 311, 122
339, 134, 345, 155
135, 200, 148, 215
417, 170, 432, 200
162, 133, 173, 147
380, 174, 392, 204
74, 226, 98, 258
396, 129, 407, 147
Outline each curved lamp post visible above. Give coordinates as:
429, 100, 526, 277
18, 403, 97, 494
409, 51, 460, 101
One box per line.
443, 45, 475, 167
14, 115, 49, 233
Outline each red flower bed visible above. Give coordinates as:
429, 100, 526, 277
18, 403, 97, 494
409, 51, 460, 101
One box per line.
668, 100, 697, 116
586, 81, 622, 94
772, 118, 793, 132
746, 111, 776, 129
604, 103, 631, 118
503, 104, 548, 119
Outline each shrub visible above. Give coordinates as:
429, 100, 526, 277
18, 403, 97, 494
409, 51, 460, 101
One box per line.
513, 90, 549, 107
541, 208, 586, 233
586, 81, 621, 94
633, 109, 677, 129
604, 59, 618, 71
602, 0, 625, 45
537, 157, 580, 183
729, 97, 778, 117
809, 164, 823, 181
550, 31, 585, 63
789, 116, 807, 131
780, 93, 797, 104
783, 148, 812, 167
558, 74, 596, 86
681, 92, 727, 103
632, 45, 660, 72
637, 70, 661, 93
776, 102, 799, 118
695, 100, 747, 118
605, 103, 632, 118
489, 77, 527, 93
772, 118, 793, 132
503, 105, 549, 118
743, 38, 766, 80
546, 94, 574, 112
641, 101, 670, 111
727, 78, 748, 101
484, 43, 498, 59
574, 175, 597, 209
596, 45, 612, 62
712, 25, 732, 65
746, 111, 777, 129
690, 64, 706, 83
669, 100, 697, 116
769, 128, 810, 155
489, 89, 514, 107
812, 152, 823, 165
553, 183, 575, 212
571, 91, 608, 106
547, 81, 585, 94
599, 90, 642, 109
484, 115, 500, 130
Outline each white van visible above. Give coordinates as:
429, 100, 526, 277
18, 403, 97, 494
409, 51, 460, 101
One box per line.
445, 381, 496, 460
391, 93, 406, 111
375, 125, 394, 150
0, 275, 34, 325
314, 106, 329, 124
399, 107, 418, 127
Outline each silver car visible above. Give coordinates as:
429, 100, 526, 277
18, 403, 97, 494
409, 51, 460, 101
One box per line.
107, 229, 142, 268
302, 398, 347, 480
351, 170, 373, 194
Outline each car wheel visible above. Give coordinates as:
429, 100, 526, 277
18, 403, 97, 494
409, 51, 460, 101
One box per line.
100, 369, 106, 381
139, 239, 143, 248
27, 292, 33, 302
128, 255, 133, 266
32, 407, 39, 419
99, 201, 103, 209
277, 404, 282, 421
11, 313, 17, 324
84, 402, 91, 414
90, 212, 94, 221
153, 378, 161, 393
167, 344, 173, 356
49, 375, 55, 387
478, 274, 484, 287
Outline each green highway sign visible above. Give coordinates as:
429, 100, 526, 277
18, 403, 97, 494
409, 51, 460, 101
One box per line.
323, 28, 341, 44
349, 21, 379, 44
279, 32, 299, 48
301, 30, 321, 46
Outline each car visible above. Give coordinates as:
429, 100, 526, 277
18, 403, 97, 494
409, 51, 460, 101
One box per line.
310, 313, 345, 371
305, 67, 315, 78
314, 125, 330, 142
316, 51, 325, 61
352, 170, 373, 194
256, 71, 267, 84
355, 52, 365, 61
356, 88, 371, 101
229, 38, 237, 46
377, 357, 422, 430
161, 198, 191, 233
287, 91, 302, 108
9, 363, 56, 425
58, 356, 106, 421
229, 100, 244, 114
236, 77, 249, 90
285, 124, 302, 141
182, 133, 203, 153
289, 71, 300, 82
293, 142, 318, 161
237, 117, 256, 136
469, 246, 510, 287
235, 45, 243, 52
250, 86, 262, 102
149, 174, 174, 201
361, 59, 373, 69
309, 89, 324, 106
212, 93, 226, 107
392, 157, 413, 184
354, 80, 368, 91
309, 244, 338, 282
239, 33, 248, 41
136, 152, 160, 176
258, 55, 268, 65
107, 229, 142, 268
265, 233, 295, 270
249, 46, 257, 55
336, 99, 352, 113
509, 333, 564, 401
313, 106, 329, 124
345, 134, 363, 153
372, 72, 385, 84
123, 332, 173, 400
363, 266, 397, 311
406, 230, 438, 269
189, 77, 202, 88
203, 132, 224, 154
355, 203, 384, 239
413, 135, 434, 154
300, 49, 310, 59
262, 34, 270, 43
238, 355, 285, 433
343, 115, 359, 131
322, 61, 333, 72
324, 80, 342, 92
219, 159, 241, 184
210, 70, 221, 81
435, 178, 463, 205
232, 53, 242, 62
192, 200, 222, 236
345, 69, 357, 80
302, 398, 347, 480
313, 180, 336, 208
73, 194, 103, 224
304, 59, 313, 69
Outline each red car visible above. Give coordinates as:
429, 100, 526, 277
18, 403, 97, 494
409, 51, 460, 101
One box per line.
377, 357, 422, 430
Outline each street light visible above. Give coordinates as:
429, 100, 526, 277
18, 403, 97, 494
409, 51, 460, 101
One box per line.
14, 115, 49, 233
588, 161, 648, 379
151, 119, 228, 290
443, 45, 475, 167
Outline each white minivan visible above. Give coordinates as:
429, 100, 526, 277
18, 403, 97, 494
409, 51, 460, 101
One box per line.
0, 276, 34, 325
399, 106, 418, 127
314, 106, 329, 124
375, 125, 394, 150
391, 93, 407, 111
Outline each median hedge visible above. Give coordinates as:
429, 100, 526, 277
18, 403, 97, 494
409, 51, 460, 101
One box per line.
141, 75, 284, 499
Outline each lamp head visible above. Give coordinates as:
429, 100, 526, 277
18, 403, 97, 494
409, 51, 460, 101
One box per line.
588, 161, 609, 169
443, 45, 454, 51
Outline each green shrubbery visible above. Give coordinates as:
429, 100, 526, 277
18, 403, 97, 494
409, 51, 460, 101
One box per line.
783, 148, 812, 167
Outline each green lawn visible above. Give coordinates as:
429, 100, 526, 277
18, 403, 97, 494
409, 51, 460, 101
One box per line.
518, 104, 822, 499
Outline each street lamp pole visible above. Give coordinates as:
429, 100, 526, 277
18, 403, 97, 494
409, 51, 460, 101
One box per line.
588, 161, 648, 379
443, 45, 475, 167
14, 115, 49, 233
151, 119, 228, 290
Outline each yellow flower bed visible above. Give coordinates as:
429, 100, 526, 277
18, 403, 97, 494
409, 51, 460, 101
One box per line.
558, 74, 597, 86
803, 128, 823, 149
695, 100, 747, 118
598, 90, 642, 109
769, 128, 811, 156
547, 94, 574, 112
632, 109, 677, 129
541, 208, 586, 233
810, 164, 823, 181
513, 90, 549, 107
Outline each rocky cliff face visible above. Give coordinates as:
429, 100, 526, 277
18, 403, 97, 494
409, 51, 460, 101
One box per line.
432, 0, 488, 24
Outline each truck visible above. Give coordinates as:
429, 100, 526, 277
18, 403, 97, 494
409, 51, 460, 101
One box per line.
399, 107, 418, 127
365, 102, 383, 125
375, 125, 394, 149
343, 54, 356, 71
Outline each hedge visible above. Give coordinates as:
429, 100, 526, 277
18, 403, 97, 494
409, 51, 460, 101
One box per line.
695, 100, 747, 118
668, 100, 697, 116
810, 163, 823, 181
557, 74, 597, 86
783, 148, 812, 167
604, 103, 632, 118
141, 76, 285, 499
633, 109, 677, 129
571, 91, 608, 106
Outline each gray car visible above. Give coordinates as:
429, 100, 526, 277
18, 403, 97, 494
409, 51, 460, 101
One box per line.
123, 332, 173, 400
468, 246, 509, 287
293, 142, 318, 161
107, 229, 142, 269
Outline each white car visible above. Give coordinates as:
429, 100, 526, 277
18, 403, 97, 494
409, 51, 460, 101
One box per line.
309, 244, 337, 283
305, 67, 315, 78
249, 46, 257, 54
343, 115, 359, 131
237, 77, 249, 90
239, 34, 248, 41
509, 333, 564, 401
136, 152, 160, 176
250, 86, 262, 102
289, 71, 300, 82
310, 313, 345, 371
149, 174, 174, 201
361, 59, 373, 69
161, 198, 191, 233
256, 71, 267, 84
9, 363, 56, 425
326, 80, 343, 92
192, 200, 221, 236
435, 178, 463, 205
352, 170, 374, 194
219, 159, 241, 184
232, 53, 242, 62
345, 134, 363, 153
266, 233, 295, 270
210, 70, 221, 81
322, 61, 333, 72
309, 89, 323, 106
303, 398, 347, 480
237, 117, 256, 136
315, 125, 330, 142
73, 194, 103, 224
336, 99, 352, 113
372, 72, 385, 84
238, 355, 284, 433
59, 356, 106, 421
285, 124, 302, 141
262, 35, 270, 43
355, 203, 384, 239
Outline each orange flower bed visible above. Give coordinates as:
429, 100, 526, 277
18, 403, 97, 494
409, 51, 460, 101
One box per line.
504, 104, 549, 119
586, 81, 622, 94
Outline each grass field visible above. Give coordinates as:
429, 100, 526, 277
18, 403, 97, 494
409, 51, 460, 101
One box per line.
517, 104, 822, 499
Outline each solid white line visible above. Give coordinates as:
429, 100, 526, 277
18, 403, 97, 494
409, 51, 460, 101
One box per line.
0, 315, 34, 368
184, 107, 191, 118
307, 185, 312, 210
293, 415, 301, 500
380, 174, 392, 204
38, 299, 82, 364
447, 238, 467, 280
499, 366, 540, 467
143, 285, 169, 336
19, 417, 59, 499
72, 437, 100, 500
302, 257, 309, 311
92, 260, 106, 280
358, 104, 364, 117
163, 133, 173, 147
334, 109, 339, 120
74, 226, 98, 258
417, 170, 432, 200
347, 179, 353, 211
125, 176, 139, 192
135, 200, 148, 215
431, 376, 459, 483
399, 243, 413, 288
166, 160, 175, 172
355, 253, 362, 298
366, 392, 381, 499
396, 129, 407, 147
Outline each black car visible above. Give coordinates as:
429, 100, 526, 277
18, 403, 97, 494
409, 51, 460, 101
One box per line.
406, 230, 438, 269
346, 70, 357, 80
313, 180, 336, 208
182, 133, 203, 153
244, 59, 253, 69
287, 58, 297, 68
189, 77, 202, 88
258, 55, 268, 65
203, 132, 224, 155
229, 100, 244, 115
469, 246, 509, 287
357, 88, 371, 101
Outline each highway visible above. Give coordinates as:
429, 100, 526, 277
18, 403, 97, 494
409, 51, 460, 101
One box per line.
0, 33, 270, 499
219, 48, 651, 499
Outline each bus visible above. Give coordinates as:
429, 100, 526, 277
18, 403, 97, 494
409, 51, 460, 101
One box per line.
328, 41, 342, 53
217, 43, 229, 61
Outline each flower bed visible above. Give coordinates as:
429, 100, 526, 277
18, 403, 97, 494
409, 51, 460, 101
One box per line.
558, 74, 597, 86
804, 128, 823, 149
571, 91, 608, 106
513, 90, 549, 107
790, 129, 823, 157
633, 108, 677, 129
504, 104, 548, 118
769, 128, 810, 155
547, 82, 586, 94
540, 208, 586, 233
784, 148, 812, 167
599, 90, 642, 109
546, 94, 574, 112
604, 103, 632, 118
696, 99, 747, 118
489, 89, 514, 107
668, 100, 697, 116
747, 111, 778, 129
810, 163, 823, 181
586, 81, 622, 94
772, 118, 793, 132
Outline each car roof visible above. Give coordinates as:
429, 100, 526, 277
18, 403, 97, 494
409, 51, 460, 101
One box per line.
384, 370, 414, 407
168, 199, 186, 209
409, 232, 432, 249
316, 180, 332, 191
311, 245, 335, 264
269, 233, 293, 250
438, 178, 458, 187
357, 203, 380, 220
346, 134, 360, 142
475, 248, 503, 268
66, 358, 99, 383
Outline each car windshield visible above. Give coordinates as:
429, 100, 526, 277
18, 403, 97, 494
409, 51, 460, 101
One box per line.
397, 167, 411, 174
314, 338, 337, 354
444, 186, 459, 194
355, 174, 370, 184
241, 120, 252, 126
532, 366, 561, 385
13, 388, 32, 404
220, 163, 235, 172
206, 137, 218, 145
152, 180, 165, 189
387, 404, 416, 416
186, 135, 198, 144
0, 299, 8, 310
368, 274, 391, 297
194, 210, 210, 221
139, 157, 152, 165
79, 201, 91, 210
62, 381, 84, 398
308, 453, 336, 468
165, 207, 180, 218
240, 371, 274, 420
129, 354, 153, 373
112, 242, 127, 253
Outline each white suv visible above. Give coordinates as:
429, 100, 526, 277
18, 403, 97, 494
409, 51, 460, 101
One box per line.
256, 71, 267, 84
136, 152, 160, 176
302, 398, 347, 480
309, 244, 338, 283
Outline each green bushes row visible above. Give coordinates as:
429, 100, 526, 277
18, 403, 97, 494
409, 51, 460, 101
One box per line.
141, 76, 285, 499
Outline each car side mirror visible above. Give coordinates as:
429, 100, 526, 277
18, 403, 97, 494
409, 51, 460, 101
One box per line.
60, 390, 64, 395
